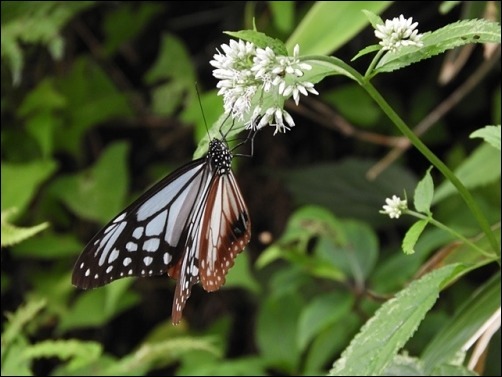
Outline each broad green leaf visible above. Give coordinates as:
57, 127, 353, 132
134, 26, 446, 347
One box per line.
103, 2, 162, 55
269, 1, 295, 34
315, 219, 379, 284
402, 219, 429, 255
304, 315, 361, 374
433, 143, 501, 204
223, 252, 260, 294
329, 264, 463, 376
60, 280, 139, 331
421, 273, 501, 373
145, 33, 196, 116
414, 167, 434, 214
12, 232, 82, 259
431, 364, 477, 376
470, 125, 501, 151
256, 292, 303, 371
50, 142, 129, 224
280, 158, 418, 229
1, 208, 49, 247
376, 20, 501, 74
56, 57, 134, 156
286, 2, 392, 55
297, 291, 354, 352
1, 159, 58, 215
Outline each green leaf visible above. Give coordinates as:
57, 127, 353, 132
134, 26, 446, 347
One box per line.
269, 1, 295, 34
376, 19, 501, 74
402, 219, 429, 255
225, 30, 288, 56
145, 33, 196, 116
102, 2, 162, 56
382, 354, 425, 376
50, 142, 129, 224
414, 167, 434, 214
56, 57, 134, 156
361, 9, 383, 29
421, 273, 501, 373
223, 251, 260, 294
256, 292, 303, 371
286, 2, 392, 55
2, 298, 47, 357
12, 232, 82, 259
22, 340, 102, 372
329, 264, 463, 376
297, 291, 354, 352
1, 159, 58, 215
470, 125, 501, 151
433, 143, 501, 204
1, 208, 49, 247
351, 44, 381, 61
1, 2, 94, 84
60, 279, 139, 331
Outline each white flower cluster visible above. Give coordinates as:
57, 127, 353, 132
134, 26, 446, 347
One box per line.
375, 15, 424, 52
210, 40, 318, 135
380, 195, 408, 219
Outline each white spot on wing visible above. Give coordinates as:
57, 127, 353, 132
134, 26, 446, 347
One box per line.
123, 257, 132, 267
126, 242, 138, 252
108, 248, 119, 263
132, 227, 144, 239
113, 212, 127, 223
163, 252, 172, 265
143, 238, 160, 252
144, 256, 153, 266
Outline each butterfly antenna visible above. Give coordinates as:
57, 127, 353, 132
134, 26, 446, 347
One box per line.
195, 83, 211, 140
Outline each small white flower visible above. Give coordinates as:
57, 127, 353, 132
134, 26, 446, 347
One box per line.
251, 106, 295, 135
211, 39, 318, 134
380, 195, 408, 219
375, 15, 424, 52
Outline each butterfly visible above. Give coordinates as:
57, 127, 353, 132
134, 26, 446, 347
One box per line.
71, 136, 251, 324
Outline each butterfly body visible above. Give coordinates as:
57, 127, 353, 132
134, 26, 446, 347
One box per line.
72, 138, 251, 324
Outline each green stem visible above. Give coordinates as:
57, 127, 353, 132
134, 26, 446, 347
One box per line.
407, 210, 497, 258
303, 56, 499, 255
364, 49, 385, 78
362, 80, 499, 254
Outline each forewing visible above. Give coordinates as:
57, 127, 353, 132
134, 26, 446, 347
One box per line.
72, 158, 209, 289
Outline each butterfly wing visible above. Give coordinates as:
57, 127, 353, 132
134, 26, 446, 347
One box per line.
72, 158, 211, 289
169, 171, 251, 324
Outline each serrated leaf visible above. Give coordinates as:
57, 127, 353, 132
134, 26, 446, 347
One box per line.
361, 9, 384, 29
433, 143, 501, 204
225, 30, 288, 56
402, 219, 429, 255
470, 125, 501, 151
376, 19, 501, 74
1, 208, 49, 247
414, 167, 434, 214
329, 264, 462, 376
22, 340, 102, 371
352, 44, 381, 61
